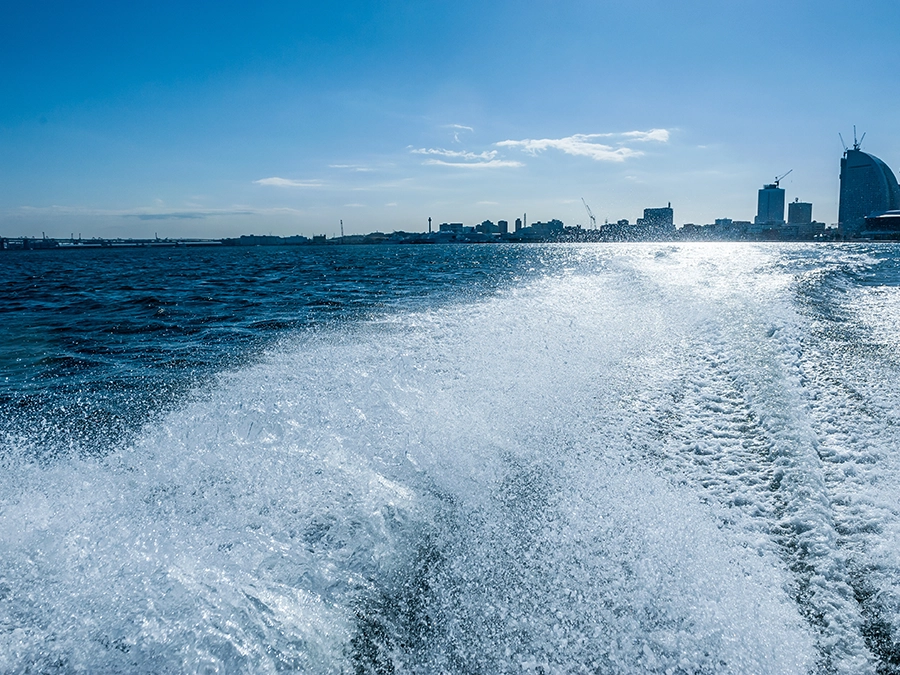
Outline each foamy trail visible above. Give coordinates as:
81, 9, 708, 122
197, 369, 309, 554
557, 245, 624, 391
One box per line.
7, 243, 899, 672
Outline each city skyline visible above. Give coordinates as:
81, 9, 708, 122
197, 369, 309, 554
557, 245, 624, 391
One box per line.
2, 1, 898, 239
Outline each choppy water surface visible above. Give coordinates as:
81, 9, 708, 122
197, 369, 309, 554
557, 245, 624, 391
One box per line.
0, 245, 528, 455
2, 243, 900, 673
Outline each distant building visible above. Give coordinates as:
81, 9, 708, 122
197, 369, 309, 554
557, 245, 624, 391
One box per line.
529, 219, 564, 235
226, 234, 310, 246
756, 184, 785, 225
639, 204, 674, 231
798, 221, 827, 239
515, 217, 522, 232
498, 220, 509, 235
788, 199, 812, 225
718, 219, 750, 239
863, 211, 900, 239
439, 222, 464, 233
600, 219, 633, 240
839, 147, 900, 237
632, 203, 674, 239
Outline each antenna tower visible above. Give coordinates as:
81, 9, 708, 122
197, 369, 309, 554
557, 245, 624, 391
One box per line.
853, 125, 866, 150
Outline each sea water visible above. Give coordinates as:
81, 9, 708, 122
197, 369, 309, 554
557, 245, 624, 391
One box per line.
2, 243, 900, 673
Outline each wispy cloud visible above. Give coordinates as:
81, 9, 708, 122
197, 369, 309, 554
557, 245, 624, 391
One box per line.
411, 147, 523, 168
442, 123, 474, 143
423, 159, 524, 169
443, 124, 474, 132
253, 177, 324, 187
620, 129, 670, 142
411, 147, 496, 161
496, 136, 637, 162
329, 164, 373, 172
496, 129, 670, 162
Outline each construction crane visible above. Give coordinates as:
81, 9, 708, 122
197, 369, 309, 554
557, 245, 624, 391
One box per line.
581, 198, 597, 230
774, 169, 792, 188
839, 126, 866, 154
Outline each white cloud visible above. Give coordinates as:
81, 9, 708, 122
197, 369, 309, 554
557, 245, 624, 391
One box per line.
442, 123, 474, 142
411, 147, 523, 168
620, 129, 670, 142
253, 177, 324, 187
443, 124, 474, 132
411, 147, 498, 161
423, 159, 524, 169
496, 129, 670, 162
496, 135, 636, 162
329, 164, 373, 172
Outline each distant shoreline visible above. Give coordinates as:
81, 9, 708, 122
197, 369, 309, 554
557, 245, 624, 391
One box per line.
6, 231, 887, 252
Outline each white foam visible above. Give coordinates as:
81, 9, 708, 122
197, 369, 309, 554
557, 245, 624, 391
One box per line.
16, 243, 900, 671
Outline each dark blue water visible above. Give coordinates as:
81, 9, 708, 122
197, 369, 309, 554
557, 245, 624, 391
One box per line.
4, 242, 900, 673
0, 244, 553, 455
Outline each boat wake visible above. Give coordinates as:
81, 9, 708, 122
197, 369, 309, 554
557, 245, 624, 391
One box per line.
3, 244, 900, 673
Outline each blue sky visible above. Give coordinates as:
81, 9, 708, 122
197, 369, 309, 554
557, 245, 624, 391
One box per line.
2, 0, 898, 238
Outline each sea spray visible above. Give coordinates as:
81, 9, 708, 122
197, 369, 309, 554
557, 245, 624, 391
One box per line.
1, 248, 821, 672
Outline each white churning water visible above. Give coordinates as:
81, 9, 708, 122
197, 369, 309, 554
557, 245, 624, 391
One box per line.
3, 243, 900, 673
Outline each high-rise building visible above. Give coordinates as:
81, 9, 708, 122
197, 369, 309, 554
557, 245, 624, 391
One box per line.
788, 200, 812, 225
755, 184, 785, 225
498, 220, 509, 234
475, 219, 497, 234
632, 203, 674, 239
640, 203, 674, 230
839, 147, 900, 237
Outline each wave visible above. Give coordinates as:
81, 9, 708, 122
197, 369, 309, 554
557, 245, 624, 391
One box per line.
4, 244, 900, 672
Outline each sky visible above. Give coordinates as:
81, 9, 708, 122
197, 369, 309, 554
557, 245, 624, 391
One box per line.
2, 0, 898, 238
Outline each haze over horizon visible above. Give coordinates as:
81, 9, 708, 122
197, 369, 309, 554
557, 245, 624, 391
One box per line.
2, 0, 898, 239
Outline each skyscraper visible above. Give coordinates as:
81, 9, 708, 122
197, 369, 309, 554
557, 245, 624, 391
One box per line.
788, 200, 812, 225
755, 184, 785, 225
637, 203, 674, 235
838, 147, 900, 237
